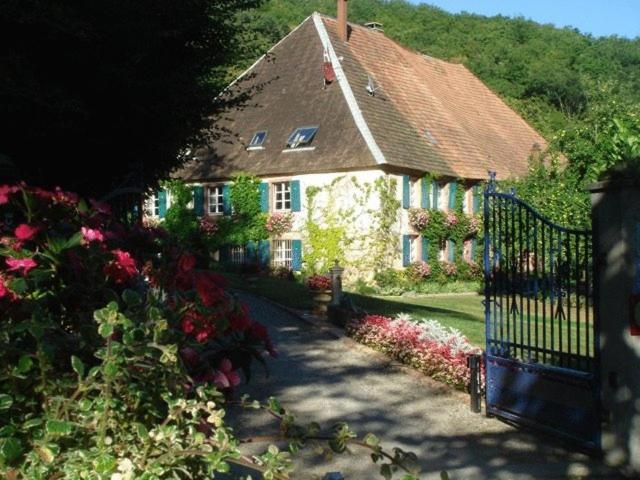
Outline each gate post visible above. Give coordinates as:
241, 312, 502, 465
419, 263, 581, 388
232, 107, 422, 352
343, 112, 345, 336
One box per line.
589, 178, 640, 474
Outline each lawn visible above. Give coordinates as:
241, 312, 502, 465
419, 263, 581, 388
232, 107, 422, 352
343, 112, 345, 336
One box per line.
223, 273, 486, 346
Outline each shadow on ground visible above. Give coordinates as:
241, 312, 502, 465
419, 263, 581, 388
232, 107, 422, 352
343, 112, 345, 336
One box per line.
227, 293, 621, 479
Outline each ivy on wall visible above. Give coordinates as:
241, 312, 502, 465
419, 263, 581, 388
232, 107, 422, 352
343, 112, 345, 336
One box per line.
303, 175, 400, 276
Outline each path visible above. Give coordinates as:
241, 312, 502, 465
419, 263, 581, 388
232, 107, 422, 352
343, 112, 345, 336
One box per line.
231, 293, 619, 479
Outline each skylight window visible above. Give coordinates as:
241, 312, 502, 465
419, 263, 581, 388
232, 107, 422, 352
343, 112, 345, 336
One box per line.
423, 128, 438, 145
286, 126, 319, 149
248, 130, 267, 148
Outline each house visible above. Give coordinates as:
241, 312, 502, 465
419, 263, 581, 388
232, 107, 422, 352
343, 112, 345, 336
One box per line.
148, 0, 547, 278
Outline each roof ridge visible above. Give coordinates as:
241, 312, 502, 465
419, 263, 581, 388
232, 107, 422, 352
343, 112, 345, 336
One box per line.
312, 13, 387, 165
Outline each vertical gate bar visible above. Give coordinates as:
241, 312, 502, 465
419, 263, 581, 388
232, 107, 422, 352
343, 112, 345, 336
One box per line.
492, 195, 498, 352
534, 216, 539, 360
575, 233, 581, 365
550, 228, 556, 364
526, 208, 532, 361
503, 197, 509, 352
558, 231, 563, 367
499, 197, 505, 350
567, 232, 572, 369
584, 232, 591, 368
518, 203, 525, 360
484, 188, 491, 358
541, 220, 547, 364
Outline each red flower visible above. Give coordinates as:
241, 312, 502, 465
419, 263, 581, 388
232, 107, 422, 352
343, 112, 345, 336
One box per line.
14, 224, 39, 241
0, 275, 16, 301
181, 310, 216, 343
229, 303, 252, 332
194, 271, 224, 307
178, 253, 196, 273
103, 249, 138, 284
5, 257, 37, 275
52, 187, 79, 206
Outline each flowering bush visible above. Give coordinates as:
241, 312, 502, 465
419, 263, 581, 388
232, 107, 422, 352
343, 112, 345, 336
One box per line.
265, 211, 293, 236
199, 216, 219, 236
408, 208, 430, 231
468, 215, 481, 234
0, 183, 421, 479
307, 273, 332, 291
441, 261, 458, 277
347, 314, 482, 389
444, 211, 459, 228
408, 261, 431, 280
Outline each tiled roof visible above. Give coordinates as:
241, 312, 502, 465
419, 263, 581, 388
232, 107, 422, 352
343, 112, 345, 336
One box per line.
178, 13, 547, 181
322, 16, 547, 180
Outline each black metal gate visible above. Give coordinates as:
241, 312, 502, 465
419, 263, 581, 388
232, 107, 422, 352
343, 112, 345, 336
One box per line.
483, 174, 600, 451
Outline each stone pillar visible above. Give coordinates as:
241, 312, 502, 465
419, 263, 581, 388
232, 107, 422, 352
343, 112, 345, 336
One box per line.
589, 179, 640, 474
330, 260, 344, 307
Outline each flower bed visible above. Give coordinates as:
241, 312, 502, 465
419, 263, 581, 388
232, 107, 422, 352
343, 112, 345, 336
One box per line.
265, 211, 293, 236
346, 314, 483, 390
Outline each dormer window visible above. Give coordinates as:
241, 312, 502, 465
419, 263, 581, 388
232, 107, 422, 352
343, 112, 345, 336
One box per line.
285, 126, 318, 150
248, 130, 267, 149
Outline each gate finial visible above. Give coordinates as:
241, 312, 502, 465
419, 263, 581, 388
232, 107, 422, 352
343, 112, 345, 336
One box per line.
487, 171, 497, 192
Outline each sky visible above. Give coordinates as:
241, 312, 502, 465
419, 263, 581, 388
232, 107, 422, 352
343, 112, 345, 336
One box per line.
410, 0, 640, 39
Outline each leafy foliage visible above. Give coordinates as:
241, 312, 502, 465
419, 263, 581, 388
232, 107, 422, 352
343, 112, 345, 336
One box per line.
0, 0, 260, 196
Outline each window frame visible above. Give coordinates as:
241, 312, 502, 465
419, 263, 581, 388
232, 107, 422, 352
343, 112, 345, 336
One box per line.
207, 185, 225, 215
285, 126, 319, 149
273, 181, 292, 212
248, 130, 268, 149
272, 239, 293, 269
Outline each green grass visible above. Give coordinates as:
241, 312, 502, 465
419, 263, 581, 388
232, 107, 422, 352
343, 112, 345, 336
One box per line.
222, 273, 595, 356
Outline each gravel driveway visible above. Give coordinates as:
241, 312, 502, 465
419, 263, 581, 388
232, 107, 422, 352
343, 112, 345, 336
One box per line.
230, 292, 620, 480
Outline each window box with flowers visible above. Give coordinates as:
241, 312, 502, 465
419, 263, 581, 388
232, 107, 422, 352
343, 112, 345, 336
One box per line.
265, 212, 293, 237
307, 274, 332, 315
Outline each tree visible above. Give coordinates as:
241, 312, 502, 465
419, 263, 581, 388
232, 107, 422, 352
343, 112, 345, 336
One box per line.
0, 0, 259, 197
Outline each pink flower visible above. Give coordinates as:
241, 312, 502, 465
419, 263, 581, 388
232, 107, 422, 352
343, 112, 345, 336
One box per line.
213, 359, 241, 389
178, 253, 196, 273
5, 257, 37, 275
0, 185, 18, 205
81, 226, 104, 243
14, 224, 39, 241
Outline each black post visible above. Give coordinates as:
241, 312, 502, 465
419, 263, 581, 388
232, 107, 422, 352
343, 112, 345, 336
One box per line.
468, 353, 482, 413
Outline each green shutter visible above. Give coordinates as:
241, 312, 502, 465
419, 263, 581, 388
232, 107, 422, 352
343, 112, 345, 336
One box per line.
402, 175, 410, 209
246, 241, 257, 263
193, 186, 204, 217
421, 236, 429, 262
448, 240, 455, 262
291, 180, 301, 212
448, 181, 457, 210
258, 240, 270, 267
291, 239, 302, 271
402, 235, 411, 267
471, 238, 477, 261
222, 185, 231, 215
472, 185, 481, 214
432, 181, 439, 210
158, 189, 167, 218
421, 178, 430, 209
259, 183, 269, 213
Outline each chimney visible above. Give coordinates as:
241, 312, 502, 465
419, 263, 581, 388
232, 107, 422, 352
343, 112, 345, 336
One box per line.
337, 0, 348, 42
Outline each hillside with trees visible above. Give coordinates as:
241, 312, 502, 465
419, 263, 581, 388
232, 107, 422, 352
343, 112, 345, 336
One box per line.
228, 0, 640, 227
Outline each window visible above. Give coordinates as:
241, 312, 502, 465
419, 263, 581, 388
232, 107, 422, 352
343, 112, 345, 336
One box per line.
285, 126, 319, 149
438, 239, 447, 261
462, 187, 473, 214
208, 186, 224, 215
231, 246, 246, 264
248, 130, 267, 148
152, 194, 160, 217
409, 235, 419, 262
273, 182, 291, 211
410, 177, 419, 207
431, 183, 441, 210
272, 239, 292, 269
